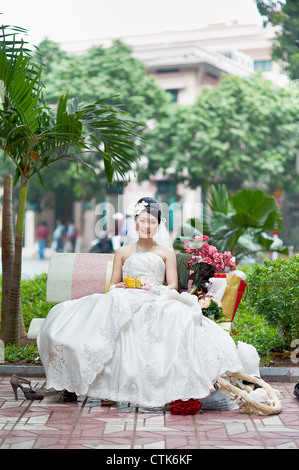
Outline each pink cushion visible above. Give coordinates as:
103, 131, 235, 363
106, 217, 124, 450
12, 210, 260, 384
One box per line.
46, 253, 114, 303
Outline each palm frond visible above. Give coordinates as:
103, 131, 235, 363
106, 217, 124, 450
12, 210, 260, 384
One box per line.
203, 185, 288, 260
1, 25, 143, 184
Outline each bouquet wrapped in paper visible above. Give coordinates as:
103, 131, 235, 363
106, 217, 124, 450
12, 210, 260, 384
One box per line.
198, 295, 226, 323
183, 235, 246, 322
184, 235, 236, 295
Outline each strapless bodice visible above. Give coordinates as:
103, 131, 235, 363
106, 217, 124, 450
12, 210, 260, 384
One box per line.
122, 252, 165, 286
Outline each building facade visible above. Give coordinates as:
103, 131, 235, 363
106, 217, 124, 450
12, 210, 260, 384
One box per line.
22, 22, 293, 253
64, 22, 287, 249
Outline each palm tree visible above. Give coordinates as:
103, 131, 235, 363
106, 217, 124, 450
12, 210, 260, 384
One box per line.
1, 175, 15, 336
0, 24, 143, 344
203, 185, 289, 261
174, 185, 289, 261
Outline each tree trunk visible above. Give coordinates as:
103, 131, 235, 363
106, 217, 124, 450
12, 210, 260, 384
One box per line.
1, 174, 15, 334
2, 176, 27, 344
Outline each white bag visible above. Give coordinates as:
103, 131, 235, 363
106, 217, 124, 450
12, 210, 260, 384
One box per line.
63, 240, 73, 253
237, 341, 260, 377
201, 389, 238, 410
206, 277, 227, 301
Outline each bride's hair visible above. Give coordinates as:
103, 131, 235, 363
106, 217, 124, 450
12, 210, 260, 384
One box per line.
123, 196, 173, 248
134, 197, 162, 225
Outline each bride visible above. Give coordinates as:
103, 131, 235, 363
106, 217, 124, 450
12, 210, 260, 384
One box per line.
37, 197, 244, 406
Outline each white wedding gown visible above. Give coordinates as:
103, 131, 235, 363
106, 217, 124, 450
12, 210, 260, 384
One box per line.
37, 252, 244, 407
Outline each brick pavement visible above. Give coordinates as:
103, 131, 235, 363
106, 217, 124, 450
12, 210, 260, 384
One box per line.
0, 376, 298, 450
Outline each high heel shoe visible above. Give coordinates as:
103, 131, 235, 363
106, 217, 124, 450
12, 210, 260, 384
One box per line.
101, 399, 116, 406
10, 374, 44, 401
62, 390, 77, 402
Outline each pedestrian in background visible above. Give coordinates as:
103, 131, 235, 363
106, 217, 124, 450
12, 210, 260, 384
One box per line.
64, 221, 78, 252
53, 220, 65, 252
120, 212, 133, 236
36, 222, 48, 259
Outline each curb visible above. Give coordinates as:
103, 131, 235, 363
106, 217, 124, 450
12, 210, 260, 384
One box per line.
259, 367, 299, 383
0, 364, 298, 382
0, 365, 45, 377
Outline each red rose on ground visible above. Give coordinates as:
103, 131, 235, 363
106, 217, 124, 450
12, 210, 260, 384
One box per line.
168, 399, 202, 415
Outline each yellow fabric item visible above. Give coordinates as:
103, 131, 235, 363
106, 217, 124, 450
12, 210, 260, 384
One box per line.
104, 261, 114, 293
221, 274, 242, 321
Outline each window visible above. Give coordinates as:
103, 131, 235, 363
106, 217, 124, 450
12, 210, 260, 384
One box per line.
254, 60, 272, 72
106, 182, 124, 194
166, 88, 179, 103
157, 181, 177, 231
206, 71, 218, 80
156, 68, 180, 74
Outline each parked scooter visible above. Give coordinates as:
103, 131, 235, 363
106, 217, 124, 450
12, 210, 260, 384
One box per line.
88, 234, 124, 253
89, 212, 125, 253
88, 235, 114, 253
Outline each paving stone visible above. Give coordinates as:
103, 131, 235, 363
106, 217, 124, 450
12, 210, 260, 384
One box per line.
0, 376, 298, 449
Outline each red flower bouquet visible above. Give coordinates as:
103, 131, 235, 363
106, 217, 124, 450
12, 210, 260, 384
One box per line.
183, 235, 236, 295
168, 399, 202, 416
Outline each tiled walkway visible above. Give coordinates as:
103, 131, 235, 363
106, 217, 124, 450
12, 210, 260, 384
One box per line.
0, 376, 298, 449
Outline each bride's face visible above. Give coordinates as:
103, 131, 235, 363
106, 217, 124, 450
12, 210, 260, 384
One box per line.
136, 211, 159, 239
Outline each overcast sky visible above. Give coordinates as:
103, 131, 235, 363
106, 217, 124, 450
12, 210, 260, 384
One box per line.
1, 0, 263, 46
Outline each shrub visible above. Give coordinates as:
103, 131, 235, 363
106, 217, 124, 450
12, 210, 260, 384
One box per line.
1, 273, 55, 331
20, 273, 56, 330
233, 305, 283, 363
1, 273, 55, 363
230, 263, 284, 362
4, 343, 41, 364
246, 256, 299, 346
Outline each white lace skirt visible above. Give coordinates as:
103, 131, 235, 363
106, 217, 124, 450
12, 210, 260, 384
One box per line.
38, 288, 243, 407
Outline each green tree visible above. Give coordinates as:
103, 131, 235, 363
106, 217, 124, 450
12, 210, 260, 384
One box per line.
28, 38, 172, 212
0, 25, 142, 344
142, 74, 299, 194
35, 39, 171, 122
33, 37, 67, 75
256, 0, 299, 80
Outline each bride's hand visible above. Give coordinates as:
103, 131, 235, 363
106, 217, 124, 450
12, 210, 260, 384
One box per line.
140, 282, 151, 291
115, 282, 128, 288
